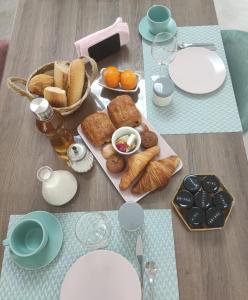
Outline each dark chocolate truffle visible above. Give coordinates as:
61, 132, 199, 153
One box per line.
183, 175, 201, 193
213, 191, 232, 210
194, 191, 212, 210
187, 207, 204, 228
202, 175, 220, 193
175, 190, 193, 208
206, 207, 225, 228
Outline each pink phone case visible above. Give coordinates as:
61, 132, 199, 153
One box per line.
74, 17, 130, 57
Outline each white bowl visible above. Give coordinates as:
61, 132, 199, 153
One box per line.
112, 127, 141, 156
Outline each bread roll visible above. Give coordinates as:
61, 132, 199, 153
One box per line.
67, 58, 85, 106
28, 74, 54, 96
54, 61, 69, 89
44, 86, 67, 107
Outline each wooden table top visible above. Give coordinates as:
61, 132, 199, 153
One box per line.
0, 0, 248, 299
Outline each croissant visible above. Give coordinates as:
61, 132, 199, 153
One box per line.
131, 155, 180, 194
119, 146, 160, 190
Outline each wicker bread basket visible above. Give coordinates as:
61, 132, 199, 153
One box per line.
7, 56, 98, 116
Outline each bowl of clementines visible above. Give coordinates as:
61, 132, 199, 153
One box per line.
97, 66, 140, 93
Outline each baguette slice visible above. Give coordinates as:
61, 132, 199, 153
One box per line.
44, 86, 67, 107
54, 61, 70, 89
67, 58, 85, 106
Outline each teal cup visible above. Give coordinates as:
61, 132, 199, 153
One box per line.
3, 219, 48, 258
147, 5, 172, 35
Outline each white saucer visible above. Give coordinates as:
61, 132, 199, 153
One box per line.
169, 47, 226, 94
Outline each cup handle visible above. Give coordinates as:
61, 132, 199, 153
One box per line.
2, 239, 9, 247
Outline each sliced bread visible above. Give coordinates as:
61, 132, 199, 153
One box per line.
44, 86, 67, 107
54, 61, 70, 89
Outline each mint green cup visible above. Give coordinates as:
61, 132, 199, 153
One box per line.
147, 5, 172, 35
3, 219, 48, 258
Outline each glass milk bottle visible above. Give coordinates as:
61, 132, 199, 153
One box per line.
30, 98, 74, 160
37, 166, 78, 206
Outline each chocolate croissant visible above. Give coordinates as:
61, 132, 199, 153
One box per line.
131, 155, 180, 194
119, 146, 160, 190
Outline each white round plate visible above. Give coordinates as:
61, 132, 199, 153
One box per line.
169, 47, 226, 94
60, 250, 141, 300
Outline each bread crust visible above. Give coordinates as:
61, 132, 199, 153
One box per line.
67, 59, 85, 106
44, 86, 67, 107
54, 61, 69, 89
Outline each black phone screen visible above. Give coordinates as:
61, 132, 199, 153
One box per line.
88, 33, 121, 62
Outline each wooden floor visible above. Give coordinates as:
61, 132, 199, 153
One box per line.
0, 0, 17, 39
0, 1, 248, 300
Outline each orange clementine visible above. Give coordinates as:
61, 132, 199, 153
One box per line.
120, 69, 137, 90
103, 66, 120, 88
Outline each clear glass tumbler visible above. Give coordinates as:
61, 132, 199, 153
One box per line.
75, 212, 112, 250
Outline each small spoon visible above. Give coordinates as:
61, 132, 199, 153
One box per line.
145, 261, 157, 300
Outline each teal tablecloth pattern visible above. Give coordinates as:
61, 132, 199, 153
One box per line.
142, 25, 242, 134
0, 210, 179, 300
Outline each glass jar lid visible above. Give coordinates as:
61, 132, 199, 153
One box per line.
67, 143, 87, 161
30, 98, 53, 120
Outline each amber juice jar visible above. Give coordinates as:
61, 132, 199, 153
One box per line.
30, 98, 74, 160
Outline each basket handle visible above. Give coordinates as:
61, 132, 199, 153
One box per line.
81, 56, 98, 84
7, 77, 34, 100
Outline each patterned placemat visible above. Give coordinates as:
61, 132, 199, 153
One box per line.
0, 210, 179, 300
142, 25, 242, 134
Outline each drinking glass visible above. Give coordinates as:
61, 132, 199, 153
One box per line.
151, 32, 177, 78
75, 212, 112, 250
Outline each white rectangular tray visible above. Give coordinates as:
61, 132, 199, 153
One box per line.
77, 115, 183, 203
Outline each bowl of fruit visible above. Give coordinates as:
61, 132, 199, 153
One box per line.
98, 66, 140, 93
112, 127, 141, 156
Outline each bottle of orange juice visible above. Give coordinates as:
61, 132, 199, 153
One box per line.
30, 98, 74, 160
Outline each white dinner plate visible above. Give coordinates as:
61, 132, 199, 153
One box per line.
60, 250, 141, 300
168, 47, 226, 94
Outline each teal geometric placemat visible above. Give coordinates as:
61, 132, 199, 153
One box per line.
0, 210, 179, 300
142, 25, 242, 134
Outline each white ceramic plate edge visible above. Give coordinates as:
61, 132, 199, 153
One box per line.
169, 47, 226, 94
